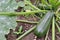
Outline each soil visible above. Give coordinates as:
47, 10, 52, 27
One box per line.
5, 0, 60, 40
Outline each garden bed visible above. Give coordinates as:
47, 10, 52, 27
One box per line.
0, 0, 60, 40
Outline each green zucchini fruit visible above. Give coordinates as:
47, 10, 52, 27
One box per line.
34, 11, 54, 37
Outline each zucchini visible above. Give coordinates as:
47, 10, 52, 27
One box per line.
34, 11, 54, 37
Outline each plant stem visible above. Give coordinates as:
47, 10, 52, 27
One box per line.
0, 10, 47, 16
16, 26, 36, 40
56, 23, 60, 33
25, 1, 40, 10
52, 16, 55, 40
16, 20, 39, 24
55, 12, 60, 16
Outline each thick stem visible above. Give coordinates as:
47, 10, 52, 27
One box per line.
0, 10, 47, 16
16, 20, 39, 24
52, 16, 55, 40
56, 23, 60, 33
25, 1, 40, 10
16, 26, 36, 40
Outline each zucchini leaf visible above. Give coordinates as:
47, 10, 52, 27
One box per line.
0, 0, 19, 40
18, 1, 25, 7
0, 16, 17, 40
0, 0, 18, 12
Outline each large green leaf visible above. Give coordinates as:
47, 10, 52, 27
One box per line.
0, 0, 18, 40
0, 16, 17, 40
0, 0, 19, 12
18, 1, 25, 7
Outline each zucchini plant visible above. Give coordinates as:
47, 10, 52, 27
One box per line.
16, 0, 60, 40
0, 0, 47, 40
0, 0, 60, 40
